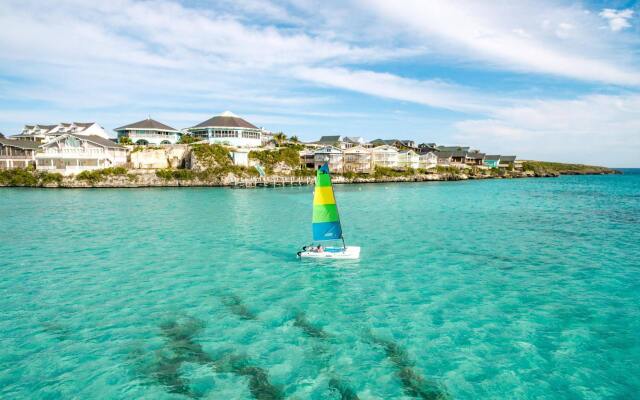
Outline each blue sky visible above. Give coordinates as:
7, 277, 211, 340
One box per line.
0, 0, 639, 166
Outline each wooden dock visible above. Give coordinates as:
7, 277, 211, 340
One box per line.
230, 176, 314, 188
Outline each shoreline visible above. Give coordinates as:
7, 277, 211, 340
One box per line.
0, 168, 620, 189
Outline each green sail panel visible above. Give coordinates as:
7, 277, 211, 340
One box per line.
312, 204, 339, 223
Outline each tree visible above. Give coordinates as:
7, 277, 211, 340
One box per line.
289, 135, 299, 143
273, 132, 287, 146
119, 136, 133, 145
178, 134, 199, 144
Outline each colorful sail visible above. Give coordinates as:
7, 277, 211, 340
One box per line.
312, 163, 343, 241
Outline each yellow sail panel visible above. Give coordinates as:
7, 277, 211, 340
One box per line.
313, 186, 336, 205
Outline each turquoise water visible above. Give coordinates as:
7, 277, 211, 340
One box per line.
1, 173, 639, 399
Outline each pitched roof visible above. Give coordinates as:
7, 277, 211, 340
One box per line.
44, 134, 123, 149
435, 151, 453, 158
485, 155, 500, 161
316, 135, 342, 144
115, 118, 178, 131
466, 153, 485, 159
191, 111, 258, 129
452, 150, 468, 157
438, 146, 470, 152
500, 155, 517, 162
73, 122, 95, 128
0, 138, 40, 150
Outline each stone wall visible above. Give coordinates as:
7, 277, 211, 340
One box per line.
129, 145, 190, 169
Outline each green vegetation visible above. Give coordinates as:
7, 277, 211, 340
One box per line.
272, 132, 287, 146
119, 136, 133, 145
435, 166, 463, 174
249, 148, 300, 173
373, 166, 418, 178
75, 167, 135, 184
0, 168, 63, 187
155, 166, 259, 181
191, 144, 233, 168
131, 145, 163, 153
521, 161, 616, 175
178, 134, 199, 144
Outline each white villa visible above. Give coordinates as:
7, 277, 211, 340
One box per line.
343, 146, 372, 173
371, 145, 399, 168
13, 122, 109, 143
419, 152, 438, 169
314, 145, 343, 172
398, 149, 420, 169
186, 111, 263, 148
36, 133, 127, 175
115, 118, 182, 145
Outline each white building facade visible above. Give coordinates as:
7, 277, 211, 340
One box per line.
314, 145, 344, 172
419, 152, 438, 169
343, 146, 372, 173
371, 145, 399, 168
398, 150, 420, 169
186, 111, 263, 148
115, 118, 182, 145
36, 134, 127, 175
13, 122, 110, 143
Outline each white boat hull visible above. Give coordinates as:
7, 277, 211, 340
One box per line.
298, 246, 361, 260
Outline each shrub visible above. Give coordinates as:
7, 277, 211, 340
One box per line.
178, 134, 199, 144
191, 144, 233, 168
76, 167, 129, 184
249, 147, 300, 172
0, 168, 63, 187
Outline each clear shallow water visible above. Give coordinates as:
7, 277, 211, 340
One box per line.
1, 173, 639, 399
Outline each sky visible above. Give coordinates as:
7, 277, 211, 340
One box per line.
0, 0, 639, 166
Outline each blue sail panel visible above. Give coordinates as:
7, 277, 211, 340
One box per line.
312, 221, 343, 241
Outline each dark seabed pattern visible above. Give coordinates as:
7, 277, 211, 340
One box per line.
1, 172, 639, 399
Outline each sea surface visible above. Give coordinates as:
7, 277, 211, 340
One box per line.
1, 172, 639, 399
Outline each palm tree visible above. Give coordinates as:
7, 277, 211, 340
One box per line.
289, 135, 299, 143
273, 132, 287, 146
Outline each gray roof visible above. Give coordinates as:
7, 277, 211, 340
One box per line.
452, 150, 468, 157
46, 134, 123, 149
466, 152, 485, 159
115, 118, 178, 131
316, 135, 342, 144
435, 151, 453, 158
191, 115, 258, 129
0, 138, 40, 150
438, 146, 470, 152
500, 155, 517, 162
485, 155, 500, 161
73, 122, 95, 128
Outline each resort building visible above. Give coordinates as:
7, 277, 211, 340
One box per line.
451, 151, 468, 167
499, 155, 517, 169
12, 122, 110, 143
0, 138, 39, 169
114, 118, 181, 145
418, 152, 438, 169
343, 146, 372, 173
299, 149, 315, 169
484, 155, 500, 168
36, 133, 127, 175
398, 149, 420, 169
465, 152, 486, 166
418, 143, 438, 154
186, 111, 263, 148
435, 151, 453, 166
313, 145, 343, 172
312, 135, 365, 150
371, 145, 399, 169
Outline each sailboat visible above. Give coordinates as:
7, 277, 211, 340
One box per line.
298, 163, 361, 259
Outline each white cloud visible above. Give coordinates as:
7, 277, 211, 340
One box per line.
599, 8, 634, 32
361, 0, 640, 85
454, 94, 640, 166
293, 66, 505, 113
